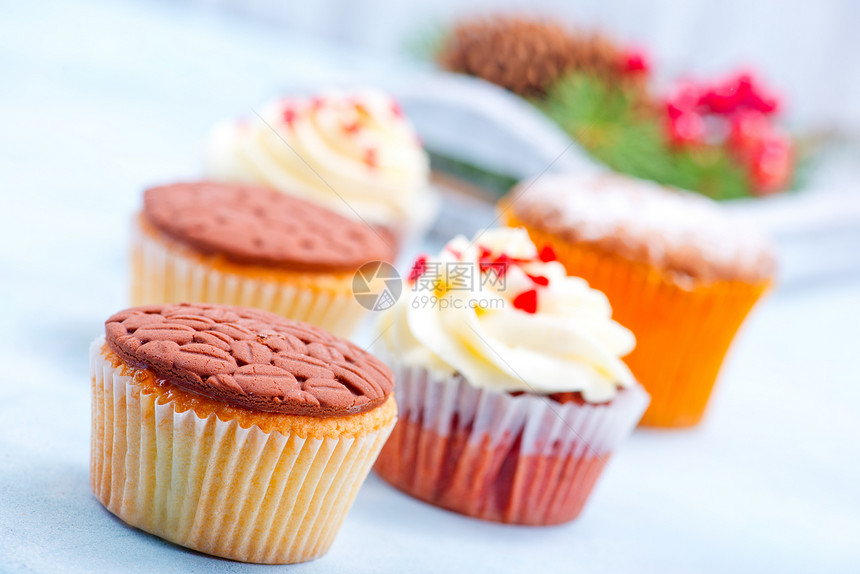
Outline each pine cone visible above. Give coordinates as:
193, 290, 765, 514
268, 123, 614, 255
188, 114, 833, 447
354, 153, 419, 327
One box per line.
439, 16, 641, 99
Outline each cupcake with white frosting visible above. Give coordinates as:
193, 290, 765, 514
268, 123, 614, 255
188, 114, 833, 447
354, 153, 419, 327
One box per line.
205, 89, 434, 245
372, 227, 649, 525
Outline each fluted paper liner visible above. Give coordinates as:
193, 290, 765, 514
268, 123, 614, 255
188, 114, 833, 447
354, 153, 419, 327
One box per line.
505, 215, 771, 428
90, 340, 394, 564
130, 219, 368, 338
373, 351, 648, 525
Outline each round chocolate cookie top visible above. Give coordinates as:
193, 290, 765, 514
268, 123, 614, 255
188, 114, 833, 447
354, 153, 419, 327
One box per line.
105, 303, 394, 417
142, 182, 394, 272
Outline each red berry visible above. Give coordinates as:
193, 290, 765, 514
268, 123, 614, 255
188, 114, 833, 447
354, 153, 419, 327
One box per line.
512, 289, 538, 314
734, 73, 755, 102
665, 81, 706, 118
703, 75, 746, 115
728, 110, 771, 157
703, 89, 738, 115
408, 255, 428, 283
736, 71, 781, 114
538, 245, 557, 262
745, 89, 780, 115
622, 48, 650, 75
665, 100, 685, 120
750, 133, 793, 195
667, 111, 706, 146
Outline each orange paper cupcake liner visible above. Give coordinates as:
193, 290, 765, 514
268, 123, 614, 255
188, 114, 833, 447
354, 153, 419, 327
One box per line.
507, 217, 770, 427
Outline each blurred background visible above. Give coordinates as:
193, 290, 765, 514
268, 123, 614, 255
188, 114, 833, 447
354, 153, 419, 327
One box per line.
1, 0, 858, 573
221, 0, 860, 132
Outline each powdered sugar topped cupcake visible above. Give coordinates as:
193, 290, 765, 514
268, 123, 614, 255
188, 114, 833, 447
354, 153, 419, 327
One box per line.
509, 172, 775, 284
503, 172, 776, 427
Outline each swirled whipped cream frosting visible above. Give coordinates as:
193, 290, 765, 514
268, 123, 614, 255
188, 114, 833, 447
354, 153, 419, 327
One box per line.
379, 227, 637, 402
205, 89, 430, 226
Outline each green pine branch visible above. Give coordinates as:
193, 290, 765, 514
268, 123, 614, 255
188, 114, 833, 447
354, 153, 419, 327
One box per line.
539, 73, 754, 200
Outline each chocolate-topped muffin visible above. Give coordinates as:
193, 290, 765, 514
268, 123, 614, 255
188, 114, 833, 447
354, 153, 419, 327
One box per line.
131, 181, 394, 337
91, 303, 397, 564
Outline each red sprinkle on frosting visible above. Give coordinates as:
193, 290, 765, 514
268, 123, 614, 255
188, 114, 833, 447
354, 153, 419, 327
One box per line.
364, 148, 377, 168
538, 245, 557, 262
283, 108, 297, 126
527, 274, 549, 286
512, 289, 538, 314
408, 255, 428, 283
480, 253, 513, 277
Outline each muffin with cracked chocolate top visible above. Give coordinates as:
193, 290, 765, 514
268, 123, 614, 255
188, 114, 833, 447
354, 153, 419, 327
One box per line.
131, 181, 395, 337
90, 302, 396, 564
502, 172, 776, 427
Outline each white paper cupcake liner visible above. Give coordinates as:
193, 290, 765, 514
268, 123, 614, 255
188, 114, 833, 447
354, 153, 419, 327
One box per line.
90, 339, 394, 564
130, 220, 368, 338
373, 349, 649, 524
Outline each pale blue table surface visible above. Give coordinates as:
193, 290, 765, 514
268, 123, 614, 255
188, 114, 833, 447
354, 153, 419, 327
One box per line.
1, 1, 858, 572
